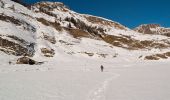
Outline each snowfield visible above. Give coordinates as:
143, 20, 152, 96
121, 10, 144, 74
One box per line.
0, 57, 170, 100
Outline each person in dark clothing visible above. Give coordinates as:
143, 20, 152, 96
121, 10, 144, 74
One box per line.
100, 65, 104, 72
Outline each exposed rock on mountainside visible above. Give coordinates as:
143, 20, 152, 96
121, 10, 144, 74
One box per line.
144, 51, 170, 60
41, 48, 55, 57
0, 35, 35, 56
16, 56, 36, 65
0, 0, 170, 63
16, 56, 44, 65
134, 24, 170, 37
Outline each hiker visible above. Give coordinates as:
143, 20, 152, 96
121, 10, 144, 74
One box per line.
100, 65, 104, 72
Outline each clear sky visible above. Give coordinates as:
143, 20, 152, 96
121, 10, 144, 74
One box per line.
23, 0, 170, 28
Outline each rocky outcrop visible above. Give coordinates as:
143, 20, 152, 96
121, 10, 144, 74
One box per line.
0, 36, 35, 56
134, 24, 170, 36
16, 57, 36, 65
41, 48, 55, 57
144, 52, 170, 60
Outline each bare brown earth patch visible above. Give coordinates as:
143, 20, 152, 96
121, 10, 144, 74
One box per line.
101, 34, 169, 50
65, 28, 92, 38
37, 18, 62, 31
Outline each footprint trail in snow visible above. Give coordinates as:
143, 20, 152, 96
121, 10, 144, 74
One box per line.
87, 73, 120, 100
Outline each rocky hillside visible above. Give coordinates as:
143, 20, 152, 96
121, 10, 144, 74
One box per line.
0, 0, 170, 64
134, 24, 170, 37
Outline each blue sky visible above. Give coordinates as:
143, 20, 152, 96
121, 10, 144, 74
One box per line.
23, 0, 170, 28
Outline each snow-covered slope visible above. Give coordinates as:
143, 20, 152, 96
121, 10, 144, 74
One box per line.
0, 0, 170, 65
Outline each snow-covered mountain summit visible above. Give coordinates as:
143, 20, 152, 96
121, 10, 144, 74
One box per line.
0, 0, 170, 64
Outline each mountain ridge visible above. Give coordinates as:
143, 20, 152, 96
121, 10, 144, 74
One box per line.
134, 24, 170, 37
0, 0, 170, 65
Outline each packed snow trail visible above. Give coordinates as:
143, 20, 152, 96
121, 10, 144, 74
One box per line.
87, 72, 120, 100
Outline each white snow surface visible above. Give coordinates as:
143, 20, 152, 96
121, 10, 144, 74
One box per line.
0, 54, 170, 100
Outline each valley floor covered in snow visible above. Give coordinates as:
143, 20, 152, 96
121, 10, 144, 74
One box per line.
0, 59, 170, 100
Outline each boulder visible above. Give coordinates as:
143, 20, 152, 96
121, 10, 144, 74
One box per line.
16, 57, 36, 65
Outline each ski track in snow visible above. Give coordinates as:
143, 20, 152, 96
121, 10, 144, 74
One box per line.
87, 72, 120, 100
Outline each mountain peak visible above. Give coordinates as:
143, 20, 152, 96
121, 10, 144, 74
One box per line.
139, 24, 161, 28
134, 24, 170, 36
32, 1, 69, 12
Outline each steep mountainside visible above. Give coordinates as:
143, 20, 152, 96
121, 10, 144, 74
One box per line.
0, 0, 170, 64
